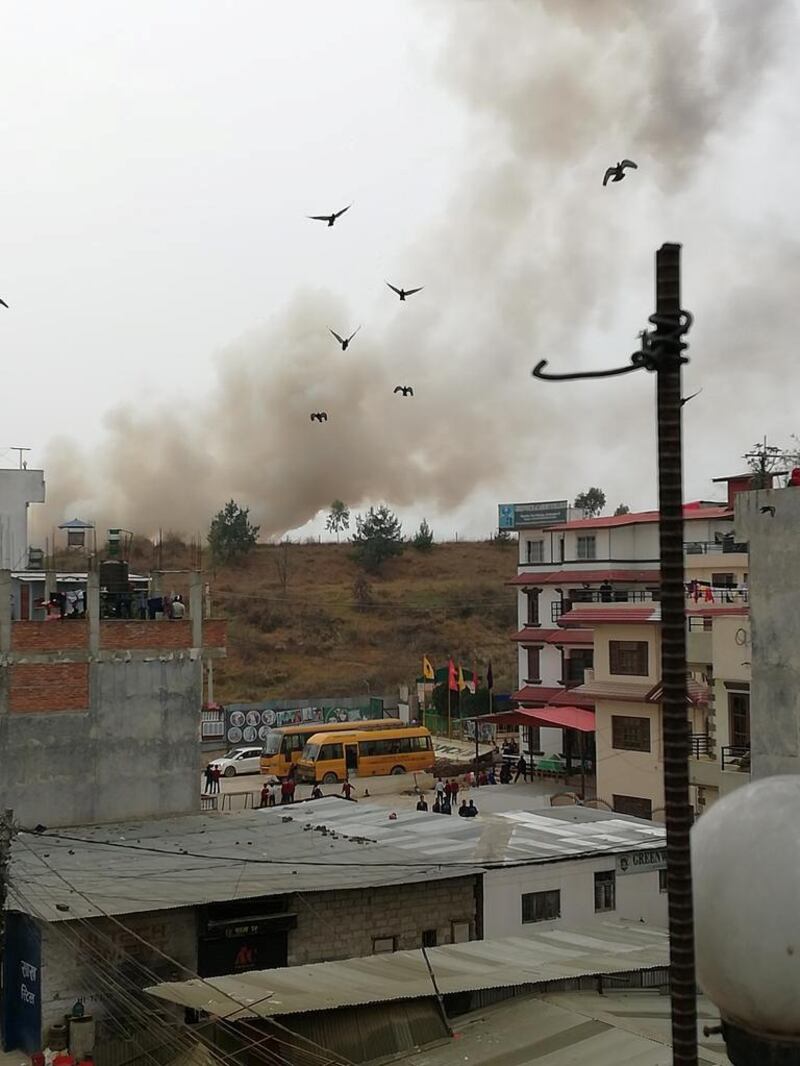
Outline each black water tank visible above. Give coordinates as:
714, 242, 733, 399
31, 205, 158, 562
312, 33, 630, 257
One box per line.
99, 559, 129, 592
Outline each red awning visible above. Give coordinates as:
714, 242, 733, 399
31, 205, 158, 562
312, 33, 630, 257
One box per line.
508, 569, 661, 588
475, 706, 595, 733
510, 685, 565, 704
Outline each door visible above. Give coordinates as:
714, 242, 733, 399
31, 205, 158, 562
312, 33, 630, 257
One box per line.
240, 748, 262, 773
345, 744, 358, 772
728, 692, 750, 748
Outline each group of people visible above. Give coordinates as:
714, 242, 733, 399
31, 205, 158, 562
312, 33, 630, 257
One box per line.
416, 791, 479, 817
203, 763, 222, 793
257, 776, 357, 807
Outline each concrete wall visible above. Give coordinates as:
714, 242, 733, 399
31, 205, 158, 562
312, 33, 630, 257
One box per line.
39, 908, 197, 1033
483, 856, 667, 937
736, 487, 800, 778
288, 877, 478, 965
595, 699, 664, 814
0, 469, 45, 571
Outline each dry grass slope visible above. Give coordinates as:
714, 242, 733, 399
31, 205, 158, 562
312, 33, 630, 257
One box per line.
207, 540, 519, 701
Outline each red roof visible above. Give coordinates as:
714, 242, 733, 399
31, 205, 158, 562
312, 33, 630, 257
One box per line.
510, 685, 566, 705
686, 605, 749, 618
478, 706, 595, 733
550, 687, 595, 708
544, 503, 732, 532
509, 569, 661, 587
558, 605, 661, 626
510, 628, 595, 645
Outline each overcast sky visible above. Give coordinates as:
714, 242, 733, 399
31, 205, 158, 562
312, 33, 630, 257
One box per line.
2, 1, 798, 541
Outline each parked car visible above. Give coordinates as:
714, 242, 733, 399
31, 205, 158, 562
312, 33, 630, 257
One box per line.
211, 747, 263, 777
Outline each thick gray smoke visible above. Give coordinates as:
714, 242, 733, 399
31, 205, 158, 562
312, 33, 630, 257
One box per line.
40, 0, 794, 539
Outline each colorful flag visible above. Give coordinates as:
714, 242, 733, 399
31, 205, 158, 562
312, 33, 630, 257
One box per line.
422, 656, 435, 681
458, 664, 467, 692
487, 660, 494, 690
448, 658, 458, 691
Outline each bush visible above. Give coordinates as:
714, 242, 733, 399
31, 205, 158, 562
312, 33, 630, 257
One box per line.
413, 519, 435, 552
351, 505, 404, 573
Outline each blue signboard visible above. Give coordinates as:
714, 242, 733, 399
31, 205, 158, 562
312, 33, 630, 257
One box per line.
2, 913, 42, 1053
498, 500, 569, 530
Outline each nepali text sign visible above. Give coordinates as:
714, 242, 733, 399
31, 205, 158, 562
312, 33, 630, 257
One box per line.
1, 913, 41, 1053
498, 501, 568, 530
616, 849, 667, 875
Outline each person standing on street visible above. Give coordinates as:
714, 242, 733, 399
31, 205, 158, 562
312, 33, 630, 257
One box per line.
259, 783, 270, 808
435, 777, 445, 802
342, 778, 355, 801
416, 796, 429, 811
204, 764, 214, 794
514, 754, 528, 783
210, 765, 221, 794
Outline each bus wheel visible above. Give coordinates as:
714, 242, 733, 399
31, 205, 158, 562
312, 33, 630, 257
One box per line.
323, 772, 338, 785
390, 765, 405, 775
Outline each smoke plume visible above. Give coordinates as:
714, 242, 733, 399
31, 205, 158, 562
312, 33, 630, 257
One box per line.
40, 0, 794, 539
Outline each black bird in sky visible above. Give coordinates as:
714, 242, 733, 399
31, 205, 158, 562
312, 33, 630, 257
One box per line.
603, 159, 638, 186
394, 385, 414, 397
308, 204, 351, 227
386, 282, 423, 302
310, 412, 328, 423
680, 388, 703, 407
760, 505, 776, 517
0, 298, 8, 308
329, 325, 361, 351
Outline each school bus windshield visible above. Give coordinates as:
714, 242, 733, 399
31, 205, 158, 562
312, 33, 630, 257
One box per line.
263, 733, 283, 756
303, 743, 321, 761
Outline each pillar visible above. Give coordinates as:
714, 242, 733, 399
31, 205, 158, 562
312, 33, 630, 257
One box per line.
190, 571, 203, 649
87, 571, 100, 656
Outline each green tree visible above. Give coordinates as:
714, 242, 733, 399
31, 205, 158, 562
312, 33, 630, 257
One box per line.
351, 504, 404, 573
613, 503, 631, 516
325, 499, 350, 543
207, 500, 260, 564
412, 518, 434, 552
574, 487, 606, 518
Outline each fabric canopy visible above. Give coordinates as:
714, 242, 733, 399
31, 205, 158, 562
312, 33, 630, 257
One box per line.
473, 706, 595, 733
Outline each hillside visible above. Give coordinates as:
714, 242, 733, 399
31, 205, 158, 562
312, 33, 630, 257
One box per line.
207, 540, 519, 702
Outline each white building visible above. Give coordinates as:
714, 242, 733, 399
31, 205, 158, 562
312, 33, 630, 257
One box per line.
274, 798, 669, 935
0, 468, 45, 570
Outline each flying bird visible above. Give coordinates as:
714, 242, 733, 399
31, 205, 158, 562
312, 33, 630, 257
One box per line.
310, 412, 328, 423
603, 160, 638, 186
0, 298, 8, 308
329, 326, 361, 351
308, 204, 351, 227
386, 282, 423, 302
680, 388, 703, 407
394, 385, 414, 396
760, 505, 776, 517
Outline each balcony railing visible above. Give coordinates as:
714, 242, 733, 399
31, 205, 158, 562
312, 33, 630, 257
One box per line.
684, 540, 748, 555
721, 745, 751, 773
690, 733, 711, 759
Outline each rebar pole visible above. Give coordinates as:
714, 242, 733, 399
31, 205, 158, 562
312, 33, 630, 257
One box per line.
654, 242, 698, 1065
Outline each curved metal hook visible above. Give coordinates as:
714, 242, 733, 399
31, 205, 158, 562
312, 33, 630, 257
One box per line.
532, 359, 644, 382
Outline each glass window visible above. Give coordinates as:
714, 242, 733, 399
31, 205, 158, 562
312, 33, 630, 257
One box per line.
728, 692, 750, 748
527, 540, 544, 563
611, 715, 651, 752
577, 535, 596, 560
594, 870, 616, 912
399, 736, 412, 753
527, 590, 540, 625
264, 733, 282, 755
303, 743, 320, 761
521, 890, 561, 924
659, 869, 668, 893
320, 743, 343, 761
609, 640, 649, 676
613, 794, 653, 820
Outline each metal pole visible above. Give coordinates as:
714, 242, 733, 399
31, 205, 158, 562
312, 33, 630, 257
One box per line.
654, 242, 698, 1066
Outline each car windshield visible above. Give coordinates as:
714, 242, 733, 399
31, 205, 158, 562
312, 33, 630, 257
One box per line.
264, 733, 282, 756
303, 743, 320, 761
225, 749, 246, 760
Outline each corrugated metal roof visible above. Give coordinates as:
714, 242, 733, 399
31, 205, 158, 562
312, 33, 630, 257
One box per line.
8, 809, 481, 923
364, 988, 728, 1066
146, 924, 670, 1018
508, 569, 661, 587
241, 800, 665, 867
510, 628, 595, 644
557, 605, 661, 625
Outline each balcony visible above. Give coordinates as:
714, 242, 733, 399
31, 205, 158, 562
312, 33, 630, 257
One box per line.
690, 733, 711, 759
684, 540, 748, 555
721, 745, 751, 773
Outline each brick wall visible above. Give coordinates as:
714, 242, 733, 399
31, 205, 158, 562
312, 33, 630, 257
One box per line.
288, 877, 478, 965
11, 621, 89, 651
203, 619, 227, 647
9, 662, 90, 712
100, 620, 193, 649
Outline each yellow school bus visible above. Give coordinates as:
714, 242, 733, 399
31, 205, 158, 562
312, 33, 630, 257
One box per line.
296, 726, 434, 784
260, 718, 402, 778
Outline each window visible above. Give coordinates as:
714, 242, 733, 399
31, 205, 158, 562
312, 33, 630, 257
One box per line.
527, 540, 544, 563
372, 937, 396, 954
521, 890, 561, 924
526, 646, 541, 681
609, 640, 649, 676
451, 921, 471, 944
611, 715, 651, 753
320, 743, 343, 761
577, 535, 596, 560
594, 871, 616, 912
564, 649, 593, 685
728, 691, 750, 748
613, 794, 653, 820
659, 869, 668, 894
422, 929, 438, 948
712, 572, 735, 588
527, 590, 540, 626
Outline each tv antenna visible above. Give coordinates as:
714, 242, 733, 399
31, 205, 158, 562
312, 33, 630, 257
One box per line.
9, 447, 31, 470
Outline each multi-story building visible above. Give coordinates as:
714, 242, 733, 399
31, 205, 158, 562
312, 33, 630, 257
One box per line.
502, 496, 747, 760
